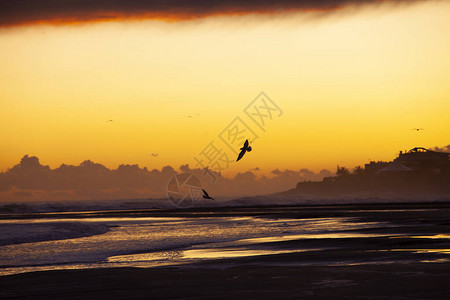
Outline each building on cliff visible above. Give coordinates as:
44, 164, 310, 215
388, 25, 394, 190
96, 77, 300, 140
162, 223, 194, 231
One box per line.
296, 147, 450, 197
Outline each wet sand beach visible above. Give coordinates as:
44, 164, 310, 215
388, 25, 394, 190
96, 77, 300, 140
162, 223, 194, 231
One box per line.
1, 202, 449, 299
1, 263, 449, 299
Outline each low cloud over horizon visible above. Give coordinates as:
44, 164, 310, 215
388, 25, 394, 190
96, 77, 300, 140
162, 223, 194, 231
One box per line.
430, 145, 450, 153
3, 144, 448, 202
0, 155, 332, 202
0, 0, 425, 27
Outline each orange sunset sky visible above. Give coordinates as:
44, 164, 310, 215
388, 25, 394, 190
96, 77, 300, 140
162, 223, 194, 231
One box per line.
1, 0, 449, 178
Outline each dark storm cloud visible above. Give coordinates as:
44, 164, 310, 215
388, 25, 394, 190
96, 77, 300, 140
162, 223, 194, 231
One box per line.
0, 0, 424, 27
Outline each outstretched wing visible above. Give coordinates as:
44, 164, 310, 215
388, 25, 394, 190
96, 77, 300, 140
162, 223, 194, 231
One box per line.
202, 189, 209, 197
243, 139, 249, 148
236, 148, 246, 162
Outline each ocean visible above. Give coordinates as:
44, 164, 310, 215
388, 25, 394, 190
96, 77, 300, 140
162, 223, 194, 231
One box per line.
1, 202, 449, 277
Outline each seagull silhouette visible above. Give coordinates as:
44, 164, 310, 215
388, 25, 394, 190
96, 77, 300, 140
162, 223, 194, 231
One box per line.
412, 128, 424, 131
236, 139, 252, 162
202, 189, 214, 200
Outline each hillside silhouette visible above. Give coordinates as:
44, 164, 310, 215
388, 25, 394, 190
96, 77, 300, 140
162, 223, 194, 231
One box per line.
296, 147, 450, 198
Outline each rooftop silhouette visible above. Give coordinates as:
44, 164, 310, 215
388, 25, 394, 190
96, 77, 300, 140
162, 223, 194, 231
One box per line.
296, 147, 450, 197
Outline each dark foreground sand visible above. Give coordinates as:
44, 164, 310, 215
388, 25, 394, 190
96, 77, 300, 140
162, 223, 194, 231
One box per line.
1, 202, 450, 299
1, 263, 449, 299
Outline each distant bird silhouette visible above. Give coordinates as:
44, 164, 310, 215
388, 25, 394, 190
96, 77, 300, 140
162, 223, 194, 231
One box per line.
412, 128, 424, 131
151, 153, 159, 157
236, 139, 252, 162
202, 189, 214, 200
107, 120, 114, 123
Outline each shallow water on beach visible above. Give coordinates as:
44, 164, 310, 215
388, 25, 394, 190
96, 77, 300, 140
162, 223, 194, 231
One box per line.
0, 215, 360, 275
1, 205, 449, 276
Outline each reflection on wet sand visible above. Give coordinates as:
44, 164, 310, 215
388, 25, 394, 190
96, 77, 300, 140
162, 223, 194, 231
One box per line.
109, 248, 315, 263
2, 203, 450, 279
237, 232, 403, 244
106, 230, 408, 266
0, 217, 184, 224
391, 234, 450, 239
392, 248, 450, 254
2, 203, 450, 300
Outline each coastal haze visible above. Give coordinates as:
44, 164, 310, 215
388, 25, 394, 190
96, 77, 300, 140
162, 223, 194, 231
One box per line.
1, 0, 449, 299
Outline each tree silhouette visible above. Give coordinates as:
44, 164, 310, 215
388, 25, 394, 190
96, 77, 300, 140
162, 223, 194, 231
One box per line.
336, 165, 350, 176
353, 166, 364, 175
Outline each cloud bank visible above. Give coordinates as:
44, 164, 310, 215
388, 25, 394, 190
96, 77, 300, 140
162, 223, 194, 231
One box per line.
430, 145, 450, 153
0, 155, 332, 202
0, 0, 425, 27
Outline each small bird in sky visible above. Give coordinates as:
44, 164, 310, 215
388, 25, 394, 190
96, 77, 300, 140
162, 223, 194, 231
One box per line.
151, 153, 159, 157
412, 128, 424, 131
236, 139, 252, 162
202, 189, 214, 200
107, 119, 114, 123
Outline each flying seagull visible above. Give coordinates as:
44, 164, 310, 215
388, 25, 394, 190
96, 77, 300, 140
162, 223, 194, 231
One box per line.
412, 128, 424, 131
236, 139, 252, 162
202, 189, 214, 200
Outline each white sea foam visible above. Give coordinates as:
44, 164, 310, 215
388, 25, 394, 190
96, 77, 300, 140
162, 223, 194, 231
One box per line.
0, 222, 109, 246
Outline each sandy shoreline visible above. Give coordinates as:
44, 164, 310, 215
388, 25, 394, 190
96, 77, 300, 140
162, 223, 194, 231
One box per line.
1, 262, 449, 299
1, 202, 449, 299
